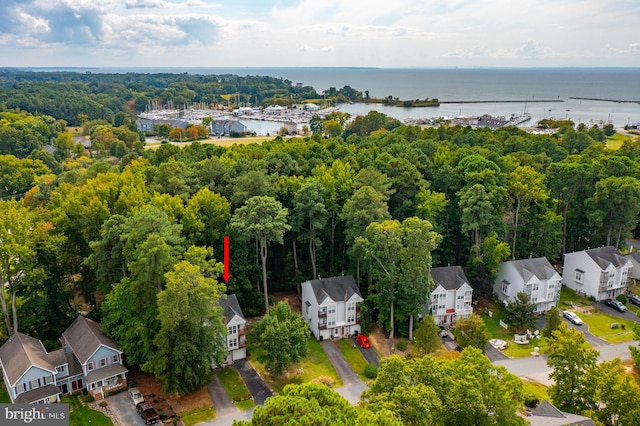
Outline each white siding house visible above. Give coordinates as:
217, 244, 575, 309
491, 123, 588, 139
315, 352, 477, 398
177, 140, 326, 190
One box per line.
624, 251, 640, 280
301, 276, 363, 341
219, 294, 247, 365
563, 246, 631, 301
427, 266, 473, 326
494, 257, 561, 313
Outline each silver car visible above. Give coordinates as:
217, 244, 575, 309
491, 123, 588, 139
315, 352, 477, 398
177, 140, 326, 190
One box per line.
563, 311, 583, 325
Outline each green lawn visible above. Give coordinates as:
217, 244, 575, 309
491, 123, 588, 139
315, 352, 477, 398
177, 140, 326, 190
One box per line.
521, 379, 550, 403
337, 339, 369, 381
0, 382, 10, 403
480, 304, 549, 358
606, 133, 632, 150
62, 394, 113, 426
250, 337, 342, 393
559, 287, 592, 307
218, 367, 254, 411
180, 407, 217, 426
579, 310, 635, 343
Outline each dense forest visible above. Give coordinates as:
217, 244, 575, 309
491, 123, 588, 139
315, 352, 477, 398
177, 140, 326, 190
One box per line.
1, 72, 640, 414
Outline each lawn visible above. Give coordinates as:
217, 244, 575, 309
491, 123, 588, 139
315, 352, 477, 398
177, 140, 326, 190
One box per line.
558, 287, 592, 307
521, 379, 550, 403
180, 407, 217, 426
250, 337, 342, 393
62, 394, 113, 426
218, 367, 254, 411
606, 133, 632, 150
0, 382, 10, 403
579, 310, 635, 343
480, 303, 549, 358
337, 339, 369, 381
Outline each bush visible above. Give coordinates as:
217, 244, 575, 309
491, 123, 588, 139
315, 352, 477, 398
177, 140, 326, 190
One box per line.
524, 395, 540, 408
616, 294, 628, 304
588, 296, 597, 302
396, 338, 408, 351
311, 376, 336, 388
99, 401, 108, 408
364, 364, 378, 379
84, 394, 94, 403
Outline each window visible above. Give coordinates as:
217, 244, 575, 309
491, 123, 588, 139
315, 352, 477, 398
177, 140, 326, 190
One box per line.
347, 314, 355, 323
533, 283, 540, 292
100, 358, 106, 367
229, 338, 238, 349
56, 366, 64, 373
501, 280, 510, 295
328, 317, 335, 326
328, 305, 336, 314
575, 269, 584, 284
112, 355, 119, 364
87, 362, 94, 372
228, 325, 237, 334
45, 376, 53, 384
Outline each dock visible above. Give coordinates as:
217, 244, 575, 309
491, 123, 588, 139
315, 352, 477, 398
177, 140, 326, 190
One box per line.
440, 99, 564, 104
569, 97, 640, 104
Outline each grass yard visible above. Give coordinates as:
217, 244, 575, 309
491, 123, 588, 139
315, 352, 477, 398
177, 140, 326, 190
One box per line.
180, 407, 217, 426
579, 310, 635, 343
606, 132, 632, 150
250, 337, 342, 393
559, 287, 592, 307
62, 394, 113, 426
0, 382, 10, 403
337, 339, 369, 381
521, 379, 550, 403
218, 368, 254, 411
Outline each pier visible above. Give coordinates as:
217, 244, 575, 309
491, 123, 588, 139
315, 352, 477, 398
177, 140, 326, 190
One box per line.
440, 99, 565, 104
569, 97, 640, 104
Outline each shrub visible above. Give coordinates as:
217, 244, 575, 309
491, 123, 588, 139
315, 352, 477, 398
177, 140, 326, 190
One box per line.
396, 338, 408, 351
524, 395, 540, 408
84, 394, 94, 403
588, 296, 597, 302
311, 376, 336, 388
364, 364, 378, 379
616, 294, 628, 304
99, 401, 108, 408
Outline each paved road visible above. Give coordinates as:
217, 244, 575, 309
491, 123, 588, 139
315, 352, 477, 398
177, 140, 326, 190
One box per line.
233, 359, 273, 405
208, 369, 237, 417
320, 340, 360, 385
563, 317, 608, 347
493, 341, 635, 387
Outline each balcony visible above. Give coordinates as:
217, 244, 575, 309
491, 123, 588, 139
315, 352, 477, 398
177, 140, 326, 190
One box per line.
238, 328, 246, 336
318, 310, 327, 318
319, 323, 327, 330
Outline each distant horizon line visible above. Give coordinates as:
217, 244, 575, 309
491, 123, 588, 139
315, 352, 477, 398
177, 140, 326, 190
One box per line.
3, 66, 640, 71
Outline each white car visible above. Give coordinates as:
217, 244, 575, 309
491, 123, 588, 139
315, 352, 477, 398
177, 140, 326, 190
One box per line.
563, 311, 583, 325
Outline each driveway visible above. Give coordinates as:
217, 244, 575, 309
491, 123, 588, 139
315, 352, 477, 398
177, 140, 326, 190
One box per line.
233, 359, 272, 405
484, 342, 509, 362
597, 300, 640, 322
562, 316, 609, 347
208, 369, 237, 417
320, 340, 360, 385
106, 391, 147, 426
352, 337, 380, 366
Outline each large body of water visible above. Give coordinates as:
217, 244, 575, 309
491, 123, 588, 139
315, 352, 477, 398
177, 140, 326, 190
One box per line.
32, 67, 640, 127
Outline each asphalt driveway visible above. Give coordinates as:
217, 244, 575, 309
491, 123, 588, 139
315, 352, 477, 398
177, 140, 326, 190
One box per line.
352, 337, 380, 366
597, 300, 640, 322
320, 340, 360, 385
208, 369, 237, 417
233, 359, 272, 405
107, 391, 147, 426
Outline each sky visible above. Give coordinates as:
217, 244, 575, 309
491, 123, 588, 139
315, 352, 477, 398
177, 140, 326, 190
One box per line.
1, 0, 639, 68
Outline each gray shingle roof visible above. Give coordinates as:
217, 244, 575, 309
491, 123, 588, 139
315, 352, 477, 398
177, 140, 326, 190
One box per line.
62, 316, 120, 365
84, 363, 128, 385
219, 294, 245, 322
528, 400, 596, 426
431, 266, 469, 291
508, 257, 558, 282
14, 384, 61, 404
306, 275, 361, 304
586, 246, 629, 270
0, 332, 55, 386
626, 251, 640, 263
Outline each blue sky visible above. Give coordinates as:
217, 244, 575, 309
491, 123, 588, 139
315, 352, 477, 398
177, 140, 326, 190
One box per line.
1, 0, 639, 68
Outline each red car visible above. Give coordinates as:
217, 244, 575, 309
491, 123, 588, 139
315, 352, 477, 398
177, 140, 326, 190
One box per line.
355, 334, 371, 349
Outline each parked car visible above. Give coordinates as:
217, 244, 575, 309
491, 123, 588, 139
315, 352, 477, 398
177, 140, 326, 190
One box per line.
605, 298, 627, 312
629, 295, 640, 307
355, 334, 371, 349
128, 387, 144, 406
563, 311, 583, 325
136, 401, 160, 425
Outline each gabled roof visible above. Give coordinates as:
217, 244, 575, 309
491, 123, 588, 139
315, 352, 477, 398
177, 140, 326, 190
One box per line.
0, 332, 55, 386
504, 257, 558, 282
46, 348, 83, 378
626, 251, 640, 264
14, 384, 61, 404
219, 294, 245, 322
304, 276, 362, 305
431, 266, 470, 291
528, 400, 596, 426
584, 246, 629, 270
62, 316, 120, 365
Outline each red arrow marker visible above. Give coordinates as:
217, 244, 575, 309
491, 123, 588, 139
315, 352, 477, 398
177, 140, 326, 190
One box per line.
223, 236, 230, 283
